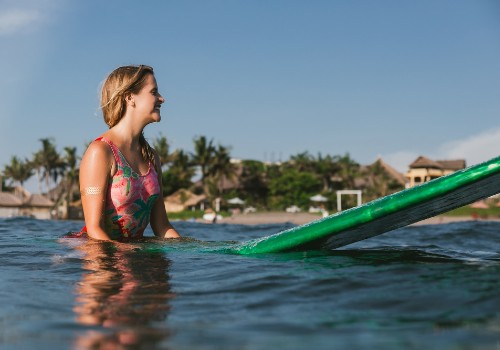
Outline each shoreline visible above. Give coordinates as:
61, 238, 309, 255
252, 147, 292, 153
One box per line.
197, 212, 498, 226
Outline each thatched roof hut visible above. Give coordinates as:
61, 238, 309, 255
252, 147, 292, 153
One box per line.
409, 156, 466, 171
164, 189, 206, 213
0, 192, 23, 207
0, 187, 54, 219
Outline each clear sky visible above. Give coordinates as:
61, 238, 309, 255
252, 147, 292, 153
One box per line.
1, 0, 500, 192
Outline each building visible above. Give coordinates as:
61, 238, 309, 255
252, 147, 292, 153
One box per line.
0, 187, 55, 219
164, 189, 207, 213
0, 191, 23, 217
405, 156, 466, 188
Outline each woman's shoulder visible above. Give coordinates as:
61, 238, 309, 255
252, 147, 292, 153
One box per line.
82, 137, 114, 162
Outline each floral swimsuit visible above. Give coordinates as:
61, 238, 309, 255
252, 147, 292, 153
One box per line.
76, 137, 161, 241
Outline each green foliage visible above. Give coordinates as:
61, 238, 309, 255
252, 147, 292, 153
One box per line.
314, 153, 342, 192
242, 160, 266, 173
167, 210, 205, 220
32, 138, 67, 195
362, 160, 404, 201
0, 175, 10, 191
62, 146, 80, 204
190, 136, 239, 202
289, 151, 315, 172
268, 168, 322, 209
3, 156, 33, 186
162, 149, 194, 196
167, 210, 230, 221
445, 204, 500, 218
152, 134, 173, 171
191, 135, 215, 183
209, 144, 237, 199
336, 153, 360, 189
3, 133, 418, 217
239, 160, 269, 208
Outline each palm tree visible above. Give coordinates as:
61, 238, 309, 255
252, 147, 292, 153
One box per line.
152, 134, 173, 171
239, 160, 268, 208
289, 151, 314, 172
61, 147, 79, 218
337, 153, 360, 189
3, 156, 33, 187
162, 149, 195, 196
314, 153, 341, 192
209, 144, 237, 198
171, 149, 195, 183
191, 135, 215, 192
31, 152, 43, 194
32, 138, 64, 197
0, 174, 6, 192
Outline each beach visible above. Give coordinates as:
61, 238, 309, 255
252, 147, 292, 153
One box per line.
215, 211, 488, 226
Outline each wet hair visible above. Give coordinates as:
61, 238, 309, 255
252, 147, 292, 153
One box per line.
100, 65, 157, 168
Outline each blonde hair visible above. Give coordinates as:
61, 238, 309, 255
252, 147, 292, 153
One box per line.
100, 65, 157, 169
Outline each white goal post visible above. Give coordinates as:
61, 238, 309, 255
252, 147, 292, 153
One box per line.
336, 190, 362, 212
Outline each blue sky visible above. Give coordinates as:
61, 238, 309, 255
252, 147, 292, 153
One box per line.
1, 0, 500, 192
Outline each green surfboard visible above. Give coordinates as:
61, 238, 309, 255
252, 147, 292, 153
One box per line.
231, 156, 500, 254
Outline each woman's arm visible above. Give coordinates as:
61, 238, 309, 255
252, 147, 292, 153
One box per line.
79, 141, 114, 241
151, 198, 181, 238
150, 152, 181, 238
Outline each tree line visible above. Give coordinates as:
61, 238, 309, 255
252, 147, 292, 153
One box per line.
1, 135, 405, 212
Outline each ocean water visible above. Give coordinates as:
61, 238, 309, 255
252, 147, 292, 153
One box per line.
0, 217, 499, 350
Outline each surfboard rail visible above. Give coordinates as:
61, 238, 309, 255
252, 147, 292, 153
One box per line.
233, 156, 500, 254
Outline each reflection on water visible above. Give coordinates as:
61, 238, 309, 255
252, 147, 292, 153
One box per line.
73, 241, 174, 348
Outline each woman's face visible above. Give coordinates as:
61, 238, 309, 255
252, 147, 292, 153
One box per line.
131, 73, 165, 124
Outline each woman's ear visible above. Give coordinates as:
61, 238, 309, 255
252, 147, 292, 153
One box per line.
124, 93, 135, 107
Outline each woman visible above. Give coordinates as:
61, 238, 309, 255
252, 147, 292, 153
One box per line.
78, 65, 180, 241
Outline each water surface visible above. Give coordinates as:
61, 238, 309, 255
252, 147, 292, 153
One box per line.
0, 217, 499, 349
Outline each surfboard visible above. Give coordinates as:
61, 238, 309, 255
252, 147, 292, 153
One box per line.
231, 156, 500, 254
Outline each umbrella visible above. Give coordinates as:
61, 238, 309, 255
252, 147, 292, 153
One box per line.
310, 194, 328, 202
227, 197, 245, 205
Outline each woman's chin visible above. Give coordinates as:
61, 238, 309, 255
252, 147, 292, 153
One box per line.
150, 113, 161, 123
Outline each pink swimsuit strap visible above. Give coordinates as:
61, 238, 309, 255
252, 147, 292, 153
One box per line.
75, 137, 161, 241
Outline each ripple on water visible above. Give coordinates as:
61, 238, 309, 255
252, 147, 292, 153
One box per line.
0, 217, 499, 349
